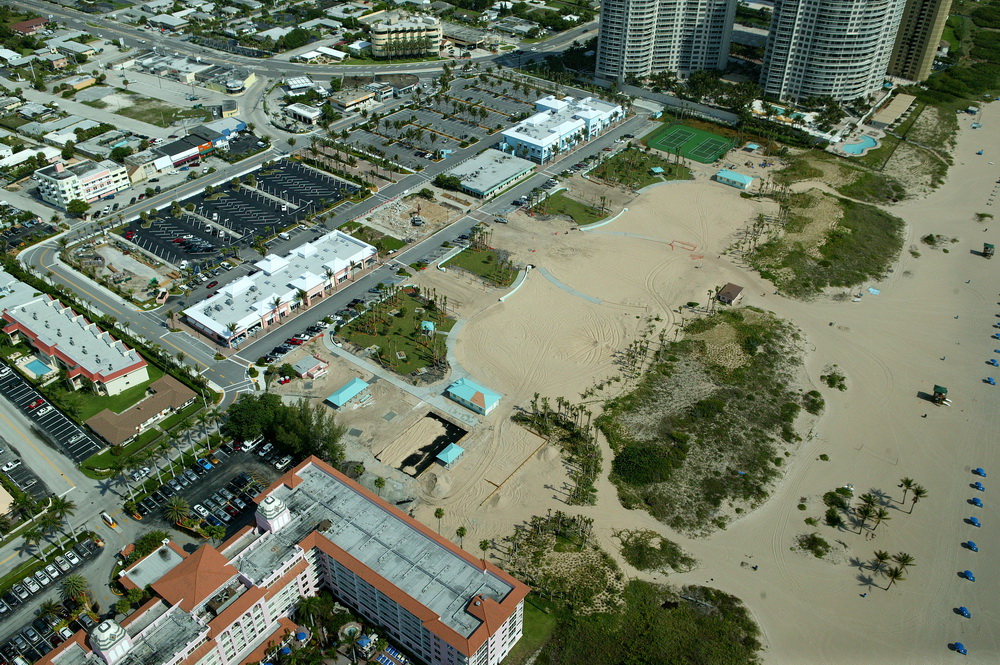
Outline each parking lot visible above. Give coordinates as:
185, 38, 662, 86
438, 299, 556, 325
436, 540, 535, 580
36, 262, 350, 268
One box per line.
118, 161, 358, 268
0, 366, 103, 463
0, 444, 48, 501
136, 445, 283, 541
445, 77, 539, 118
0, 539, 103, 659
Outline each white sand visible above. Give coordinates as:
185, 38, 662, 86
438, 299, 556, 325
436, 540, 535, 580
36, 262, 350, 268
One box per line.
376, 416, 447, 468
406, 108, 1000, 663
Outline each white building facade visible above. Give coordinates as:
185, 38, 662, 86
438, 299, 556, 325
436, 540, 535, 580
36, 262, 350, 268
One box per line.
370, 15, 442, 57
35, 159, 130, 209
595, 0, 735, 81
760, 0, 907, 102
500, 96, 624, 164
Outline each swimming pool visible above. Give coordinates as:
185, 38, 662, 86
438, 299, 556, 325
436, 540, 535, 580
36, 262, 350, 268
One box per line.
26, 359, 52, 376
842, 136, 878, 155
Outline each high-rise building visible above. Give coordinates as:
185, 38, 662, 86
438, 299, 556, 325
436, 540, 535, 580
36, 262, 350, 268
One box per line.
760, 0, 907, 102
887, 0, 952, 81
595, 0, 736, 82
40, 457, 529, 665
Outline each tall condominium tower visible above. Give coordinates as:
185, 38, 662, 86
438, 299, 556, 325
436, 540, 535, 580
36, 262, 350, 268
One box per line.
760, 0, 907, 102
595, 0, 736, 82
887, 0, 952, 81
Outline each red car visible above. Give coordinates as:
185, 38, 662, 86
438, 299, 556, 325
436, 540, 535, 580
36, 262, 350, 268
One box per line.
124, 231, 136, 240
28, 398, 45, 410
224, 504, 239, 516
286, 338, 305, 346
206, 281, 218, 289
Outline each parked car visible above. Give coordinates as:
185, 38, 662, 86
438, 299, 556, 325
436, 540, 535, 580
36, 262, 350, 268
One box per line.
205, 514, 222, 527
23, 627, 41, 645
64, 550, 81, 567
258, 443, 274, 458
167, 478, 182, 492
21, 576, 39, 594
34, 569, 51, 586
34, 405, 53, 416
197, 458, 213, 471
28, 398, 45, 410
1, 459, 21, 472
54, 555, 72, 573
183, 469, 198, 484
44, 564, 60, 580
274, 455, 294, 471
193, 504, 210, 518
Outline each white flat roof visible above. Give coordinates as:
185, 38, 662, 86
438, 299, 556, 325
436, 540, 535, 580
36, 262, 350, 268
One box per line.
447, 148, 534, 194
183, 230, 376, 339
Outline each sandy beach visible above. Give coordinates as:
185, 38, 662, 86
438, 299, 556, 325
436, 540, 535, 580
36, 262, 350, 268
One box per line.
376, 106, 1000, 663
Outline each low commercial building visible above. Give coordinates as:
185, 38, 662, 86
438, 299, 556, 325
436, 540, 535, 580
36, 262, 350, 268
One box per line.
55, 40, 96, 59
500, 95, 624, 164
149, 13, 189, 29
329, 87, 376, 112
11, 17, 48, 35
284, 102, 323, 125
41, 52, 69, 69
715, 169, 754, 190
446, 377, 502, 415
183, 230, 376, 348
86, 375, 196, 447
370, 14, 442, 58
446, 148, 534, 198
35, 159, 130, 209
0, 271, 149, 396
154, 136, 213, 166
326, 377, 369, 407
59, 75, 97, 91
717, 283, 744, 305
42, 118, 101, 147
77, 130, 144, 161
40, 456, 527, 665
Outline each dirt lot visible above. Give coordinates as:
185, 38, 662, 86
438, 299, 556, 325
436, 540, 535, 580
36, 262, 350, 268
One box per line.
361, 190, 465, 241
558, 173, 639, 214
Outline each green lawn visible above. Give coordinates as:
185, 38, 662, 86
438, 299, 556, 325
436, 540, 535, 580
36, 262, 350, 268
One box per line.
447, 248, 517, 286
540, 192, 606, 225
502, 597, 559, 665
114, 93, 212, 128
591, 147, 693, 189
339, 292, 456, 375
78, 365, 164, 422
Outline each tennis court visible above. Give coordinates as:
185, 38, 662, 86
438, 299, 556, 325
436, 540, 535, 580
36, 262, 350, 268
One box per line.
645, 123, 735, 164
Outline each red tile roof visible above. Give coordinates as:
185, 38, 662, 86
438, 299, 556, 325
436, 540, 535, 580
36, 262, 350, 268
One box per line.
152, 546, 237, 612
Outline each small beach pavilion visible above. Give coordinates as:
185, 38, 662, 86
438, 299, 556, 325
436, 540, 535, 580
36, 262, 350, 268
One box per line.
445, 378, 501, 416
326, 377, 369, 408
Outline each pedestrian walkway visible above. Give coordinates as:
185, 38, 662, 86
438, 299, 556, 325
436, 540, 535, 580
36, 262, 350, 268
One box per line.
535, 266, 601, 304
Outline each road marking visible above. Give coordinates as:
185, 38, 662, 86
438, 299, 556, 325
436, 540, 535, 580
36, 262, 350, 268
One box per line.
0, 411, 75, 490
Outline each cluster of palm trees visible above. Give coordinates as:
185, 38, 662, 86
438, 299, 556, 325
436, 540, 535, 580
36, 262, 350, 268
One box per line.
35, 575, 94, 627
870, 550, 916, 590
18, 495, 79, 561
114, 408, 224, 504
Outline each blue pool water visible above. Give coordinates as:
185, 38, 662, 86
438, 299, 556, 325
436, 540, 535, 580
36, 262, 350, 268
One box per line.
26, 359, 52, 375
843, 136, 878, 155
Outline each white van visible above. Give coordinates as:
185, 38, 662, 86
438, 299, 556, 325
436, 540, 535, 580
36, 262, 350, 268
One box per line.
278, 232, 290, 240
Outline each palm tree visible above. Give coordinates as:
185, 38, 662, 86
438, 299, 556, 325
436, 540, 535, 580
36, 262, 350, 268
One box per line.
909, 485, 927, 514
19, 527, 43, 560
374, 476, 386, 496
295, 288, 309, 310
892, 552, 915, 572
39, 599, 64, 621
478, 539, 490, 565
872, 507, 891, 531
296, 595, 325, 629
434, 508, 444, 534
456, 526, 467, 548
62, 574, 91, 609
324, 267, 336, 294
37, 512, 62, 544
899, 477, 915, 504
854, 504, 875, 532
883, 566, 905, 590
859, 493, 877, 509
225, 322, 239, 349
271, 296, 283, 319
205, 524, 226, 545
165, 497, 190, 524
871, 550, 891, 575
110, 457, 136, 501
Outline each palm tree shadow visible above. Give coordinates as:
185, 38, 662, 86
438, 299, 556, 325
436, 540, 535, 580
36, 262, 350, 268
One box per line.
869, 487, 891, 506
848, 556, 868, 570
856, 572, 875, 587
94, 479, 118, 497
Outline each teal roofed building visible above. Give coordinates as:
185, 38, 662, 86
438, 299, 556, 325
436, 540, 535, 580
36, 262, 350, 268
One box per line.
445, 378, 501, 416
326, 377, 368, 408
715, 169, 754, 190
436, 443, 465, 467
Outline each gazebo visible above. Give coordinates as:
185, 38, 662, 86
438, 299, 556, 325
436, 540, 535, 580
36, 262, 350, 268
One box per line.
436, 443, 465, 468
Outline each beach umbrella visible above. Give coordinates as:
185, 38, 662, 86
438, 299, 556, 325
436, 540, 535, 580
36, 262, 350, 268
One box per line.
969, 517, 981, 527
967, 541, 979, 552
959, 607, 971, 618
974, 468, 987, 477
963, 570, 976, 582
972, 497, 983, 507
279, 647, 292, 656
955, 642, 968, 655
296, 632, 307, 641
988, 378, 997, 386
974, 482, 985, 491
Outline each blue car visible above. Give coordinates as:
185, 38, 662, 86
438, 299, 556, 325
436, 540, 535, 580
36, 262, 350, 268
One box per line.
205, 514, 222, 527
197, 458, 214, 471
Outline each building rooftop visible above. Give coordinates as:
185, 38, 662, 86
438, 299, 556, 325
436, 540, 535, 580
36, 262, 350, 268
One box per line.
122, 542, 187, 590
285, 102, 322, 119
447, 377, 501, 410
326, 377, 368, 407
0, 285, 146, 382
37, 158, 122, 181
716, 169, 754, 185
245, 461, 524, 642
152, 546, 238, 612
183, 229, 374, 339
446, 148, 534, 194
86, 375, 196, 446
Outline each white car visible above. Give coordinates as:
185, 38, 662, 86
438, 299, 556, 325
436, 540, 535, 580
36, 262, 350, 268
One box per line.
23, 577, 40, 594
193, 504, 210, 518
65, 551, 81, 566
35, 405, 53, 417
0, 365, 10, 376
34, 569, 52, 586
2, 459, 21, 472
54, 555, 72, 573
44, 564, 60, 580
